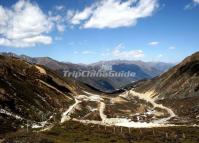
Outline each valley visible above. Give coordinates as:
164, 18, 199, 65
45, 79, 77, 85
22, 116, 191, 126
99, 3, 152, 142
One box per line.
1, 0, 199, 142
0, 52, 198, 143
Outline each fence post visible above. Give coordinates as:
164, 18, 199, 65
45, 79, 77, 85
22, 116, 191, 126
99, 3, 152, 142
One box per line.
26, 120, 29, 133
139, 129, 142, 135
153, 129, 155, 136
183, 133, 186, 139
166, 132, 168, 138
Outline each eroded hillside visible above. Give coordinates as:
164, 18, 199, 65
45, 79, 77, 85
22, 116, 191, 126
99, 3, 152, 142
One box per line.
0, 55, 77, 133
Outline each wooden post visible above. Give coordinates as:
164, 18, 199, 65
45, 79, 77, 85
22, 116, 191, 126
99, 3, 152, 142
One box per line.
166, 132, 168, 138
42, 114, 44, 131
153, 129, 155, 136
121, 127, 123, 133
128, 128, 131, 134
139, 129, 142, 135
53, 113, 56, 122
183, 133, 186, 139
113, 126, 115, 134
26, 120, 29, 133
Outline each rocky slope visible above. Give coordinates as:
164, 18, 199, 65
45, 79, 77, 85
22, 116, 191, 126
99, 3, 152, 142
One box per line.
131, 52, 199, 122
134, 52, 199, 99
0, 55, 78, 134
0, 53, 198, 142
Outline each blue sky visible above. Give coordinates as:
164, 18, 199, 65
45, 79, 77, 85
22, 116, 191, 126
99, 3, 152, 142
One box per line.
0, 0, 199, 64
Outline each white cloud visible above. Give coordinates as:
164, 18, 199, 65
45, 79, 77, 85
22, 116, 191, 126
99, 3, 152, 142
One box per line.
184, 4, 192, 10
168, 46, 175, 50
56, 24, 65, 32
0, 0, 66, 48
82, 51, 95, 55
101, 53, 110, 57
73, 51, 79, 54
70, 7, 94, 25
0, 0, 54, 48
157, 54, 163, 58
68, 0, 158, 29
68, 42, 75, 46
55, 5, 64, 11
194, 0, 199, 4
109, 44, 144, 59
184, 0, 199, 10
101, 49, 111, 56
55, 36, 62, 41
112, 49, 144, 58
48, 14, 66, 32
22, 36, 52, 44
148, 41, 159, 46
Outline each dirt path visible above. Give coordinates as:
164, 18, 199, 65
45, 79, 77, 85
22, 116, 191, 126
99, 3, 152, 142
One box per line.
129, 90, 176, 124
99, 102, 107, 121
61, 98, 80, 123
72, 90, 178, 128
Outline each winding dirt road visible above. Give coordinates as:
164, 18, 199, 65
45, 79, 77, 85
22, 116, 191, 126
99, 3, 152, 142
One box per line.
66, 90, 178, 128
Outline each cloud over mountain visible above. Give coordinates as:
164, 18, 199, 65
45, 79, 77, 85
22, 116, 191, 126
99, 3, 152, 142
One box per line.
101, 43, 144, 59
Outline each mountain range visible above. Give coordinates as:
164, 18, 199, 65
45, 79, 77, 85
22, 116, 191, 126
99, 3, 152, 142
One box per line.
0, 52, 198, 142
0, 52, 174, 92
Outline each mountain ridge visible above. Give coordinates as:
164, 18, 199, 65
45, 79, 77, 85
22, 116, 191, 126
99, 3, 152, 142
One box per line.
133, 51, 199, 99
0, 52, 199, 142
0, 52, 174, 92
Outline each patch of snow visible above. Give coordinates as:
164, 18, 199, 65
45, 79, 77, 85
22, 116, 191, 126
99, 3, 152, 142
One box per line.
76, 95, 88, 101
91, 108, 98, 112
115, 121, 174, 128
78, 91, 103, 102
88, 95, 101, 102
83, 91, 103, 101
83, 91, 95, 96
0, 109, 23, 120
32, 115, 53, 129
145, 110, 155, 115
87, 106, 97, 112
32, 124, 43, 129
